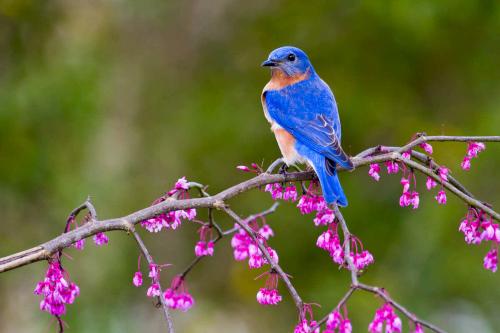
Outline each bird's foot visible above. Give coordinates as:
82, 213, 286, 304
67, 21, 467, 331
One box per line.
279, 163, 289, 175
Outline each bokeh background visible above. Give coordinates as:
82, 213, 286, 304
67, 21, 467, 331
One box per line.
0, 1, 499, 332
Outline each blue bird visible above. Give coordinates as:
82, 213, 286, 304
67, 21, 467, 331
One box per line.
261, 46, 354, 206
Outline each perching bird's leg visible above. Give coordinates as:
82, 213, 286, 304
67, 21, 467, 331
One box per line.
279, 163, 289, 175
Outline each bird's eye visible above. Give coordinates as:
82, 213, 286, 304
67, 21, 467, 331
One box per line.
287, 53, 296, 61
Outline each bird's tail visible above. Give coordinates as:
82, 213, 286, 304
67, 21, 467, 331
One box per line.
299, 146, 348, 206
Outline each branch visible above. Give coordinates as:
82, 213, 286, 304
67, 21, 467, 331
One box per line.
1, 136, 498, 273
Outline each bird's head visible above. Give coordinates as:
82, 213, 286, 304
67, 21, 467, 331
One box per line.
261, 46, 313, 77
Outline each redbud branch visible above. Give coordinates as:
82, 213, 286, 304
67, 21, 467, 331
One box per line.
222, 206, 305, 317
1, 136, 498, 274
130, 226, 175, 333
331, 205, 359, 285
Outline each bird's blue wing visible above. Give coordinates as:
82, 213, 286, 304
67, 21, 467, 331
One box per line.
264, 77, 353, 170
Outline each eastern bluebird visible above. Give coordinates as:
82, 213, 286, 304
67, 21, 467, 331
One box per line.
261, 46, 354, 206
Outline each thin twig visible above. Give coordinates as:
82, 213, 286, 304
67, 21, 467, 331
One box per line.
130, 226, 175, 333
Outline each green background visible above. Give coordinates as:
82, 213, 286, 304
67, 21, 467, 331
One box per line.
0, 1, 498, 332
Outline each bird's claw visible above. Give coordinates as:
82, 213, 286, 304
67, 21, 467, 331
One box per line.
278, 163, 289, 175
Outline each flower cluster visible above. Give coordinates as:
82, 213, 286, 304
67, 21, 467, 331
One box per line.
34, 261, 80, 317
461, 142, 485, 171
324, 310, 352, 333
316, 223, 374, 270
294, 304, 320, 333
265, 183, 298, 201
256, 272, 282, 306
297, 184, 335, 227
194, 225, 215, 257
368, 303, 402, 333
163, 276, 195, 312
459, 208, 499, 272
399, 175, 419, 209
236, 162, 263, 173
93, 232, 109, 246
231, 219, 279, 269
141, 177, 197, 232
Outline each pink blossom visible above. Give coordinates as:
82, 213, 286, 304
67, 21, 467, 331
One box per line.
297, 192, 327, 214
326, 310, 352, 333
435, 190, 447, 204
368, 164, 381, 181
481, 222, 500, 242
461, 156, 471, 170
413, 323, 424, 333
351, 250, 375, 270
93, 232, 109, 246
147, 282, 161, 297
438, 167, 449, 182
458, 214, 483, 245
174, 176, 189, 191
256, 288, 282, 305
419, 142, 433, 154
401, 151, 412, 159
163, 276, 195, 311
410, 191, 420, 209
73, 239, 85, 250
314, 208, 335, 226
368, 303, 402, 333
148, 264, 160, 279
466, 142, 485, 158
385, 161, 399, 174
236, 165, 251, 172
484, 249, 498, 272
194, 241, 215, 257
283, 185, 298, 201
294, 320, 320, 333
399, 192, 412, 207
258, 224, 274, 239
34, 261, 80, 317
132, 271, 143, 287
400, 177, 410, 193
316, 226, 344, 265
425, 177, 437, 190
265, 183, 283, 200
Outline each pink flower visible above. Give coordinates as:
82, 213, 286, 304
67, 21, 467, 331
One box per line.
133, 271, 143, 287
297, 192, 327, 215
438, 167, 449, 182
435, 190, 447, 204
461, 156, 471, 170
466, 142, 485, 158
484, 248, 498, 272
419, 142, 433, 154
413, 323, 424, 333
399, 192, 411, 207
34, 261, 80, 317
326, 310, 352, 333
351, 250, 375, 270
236, 165, 251, 172
149, 264, 160, 279
385, 161, 399, 174
368, 303, 402, 333
294, 320, 320, 333
368, 164, 381, 181
93, 232, 109, 246
194, 241, 215, 257
401, 151, 412, 159
258, 224, 274, 239
283, 185, 298, 201
265, 183, 283, 200
73, 239, 85, 250
256, 288, 282, 305
163, 276, 195, 311
174, 176, 189, 191
400, 177, 410, 193
425, 177, 437, 190
147, 282, 161, 297
314, 208, 335, 226
316, 226, 344, 265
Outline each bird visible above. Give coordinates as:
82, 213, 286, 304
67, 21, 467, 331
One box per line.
261, 46, 354, 206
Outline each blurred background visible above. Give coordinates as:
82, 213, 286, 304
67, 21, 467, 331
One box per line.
0, 1, 499, 332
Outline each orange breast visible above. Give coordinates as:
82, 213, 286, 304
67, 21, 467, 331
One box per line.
274, 128, 300, 164
263, 68, 310, 91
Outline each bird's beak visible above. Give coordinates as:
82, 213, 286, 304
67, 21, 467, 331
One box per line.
261, 59, 278, 67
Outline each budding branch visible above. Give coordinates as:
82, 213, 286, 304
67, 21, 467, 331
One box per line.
0, 135, 498, 333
